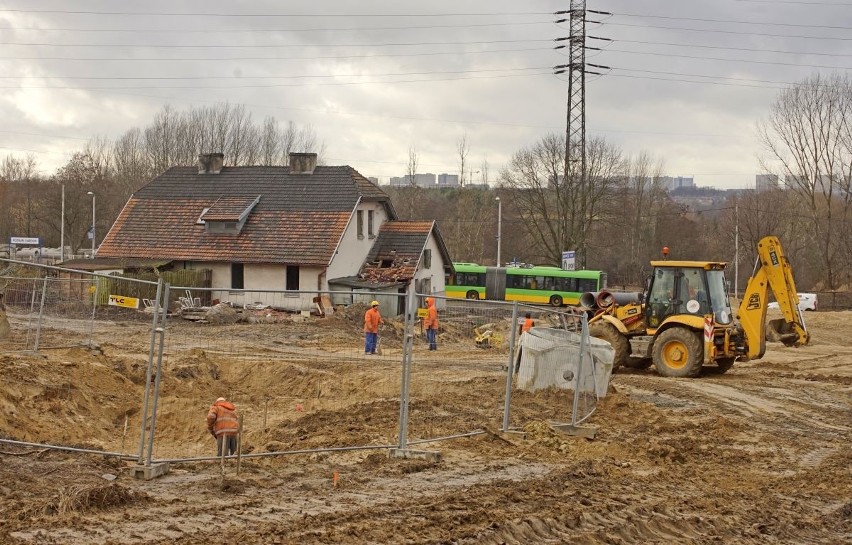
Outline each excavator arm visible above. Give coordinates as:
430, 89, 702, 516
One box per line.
737, 236, 809, 360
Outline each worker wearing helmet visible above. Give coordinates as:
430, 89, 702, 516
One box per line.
423, 296, 439, 351
364, 300, 384, 354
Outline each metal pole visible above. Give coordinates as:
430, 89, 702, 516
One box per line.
734, 202, 739, 299
146, 283, 170, 467
137, 279, 163, 464
397, 290, 414, 450
60, 184, 65, 262
501, 301, 519, 431
496, 197, 502, 267
89, 276, 99, 345
33, 276, 48, 352
571, 314, 589, 426
91, 193, 96, 257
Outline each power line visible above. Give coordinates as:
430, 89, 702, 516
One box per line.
0, 38, 551, 48
615, 38, 852, 58
0, 47, 551, 63
0, 21, 552, 34
615, 11, 852, 30
735, 0, 852, 5
0, 69, 554, 90
0, 9, 552, 18
602, 21, 852, 42
604, 48, 852, 71
0, 66, 550, 81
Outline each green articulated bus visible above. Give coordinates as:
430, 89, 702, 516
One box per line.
446, 263, 607, 307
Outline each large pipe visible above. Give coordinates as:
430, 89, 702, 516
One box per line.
581, 291, 643, 309
579, 291, 600, 308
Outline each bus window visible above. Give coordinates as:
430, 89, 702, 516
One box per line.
578, 278, 597, 293
507, 275, 524, 289
541, 276, 554, 290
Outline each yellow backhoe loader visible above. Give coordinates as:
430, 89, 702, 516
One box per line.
588, 236, 809, 377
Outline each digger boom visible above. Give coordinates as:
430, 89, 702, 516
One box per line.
737, 236, 809, 360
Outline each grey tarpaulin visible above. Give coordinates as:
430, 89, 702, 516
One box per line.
515, 327, 614, 397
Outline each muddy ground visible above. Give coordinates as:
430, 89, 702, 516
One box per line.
0, 309, 849, 544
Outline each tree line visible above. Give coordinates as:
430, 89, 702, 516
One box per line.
1, 74, 849, 293
0, 103, 323, 255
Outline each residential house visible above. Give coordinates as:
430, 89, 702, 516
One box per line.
96, 153, 452, 312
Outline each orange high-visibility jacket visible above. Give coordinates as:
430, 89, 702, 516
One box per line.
364, 307, 382, 333
207, 400, 239, 437
521, 318, 535, 333
423, 297, 439, 329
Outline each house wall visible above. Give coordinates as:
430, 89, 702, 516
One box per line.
325, 202, 391, 289
413, 233, 447, 296
184, 261, 324, 311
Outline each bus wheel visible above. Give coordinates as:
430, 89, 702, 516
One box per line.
466, 290, 480, 300
549, 295, 563, 307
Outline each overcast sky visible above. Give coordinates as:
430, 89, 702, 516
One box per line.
1, 0, 851, 188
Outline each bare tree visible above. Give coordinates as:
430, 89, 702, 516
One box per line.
456, 132, 470, 187
407, 145, 418, 186
500, 133, 622, 266
758, 73, 852, 289
0, 154, 39, 236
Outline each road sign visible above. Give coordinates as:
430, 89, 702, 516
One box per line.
108, 294, 140, 309
10, 237, 40, 245
417, 308, 428, 318
562, 250, 576, 271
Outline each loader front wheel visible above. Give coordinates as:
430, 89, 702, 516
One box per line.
652, 327, 703, 378
706, 357, 735, 375
589, 322, 629, 370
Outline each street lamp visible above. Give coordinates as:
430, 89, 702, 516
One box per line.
87, 191, 96, 258
495, 196, 502, 267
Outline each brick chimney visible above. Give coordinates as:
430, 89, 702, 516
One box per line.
289, 152, 317, 174
198, 153, 224, 174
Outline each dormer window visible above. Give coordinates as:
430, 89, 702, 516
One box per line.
202, 196, 260, 234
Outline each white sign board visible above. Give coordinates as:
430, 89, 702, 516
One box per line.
561, 250, 576, 271
10, 237, 40, 245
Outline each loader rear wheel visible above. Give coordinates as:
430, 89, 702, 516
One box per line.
652, 327, 703, 378
589, 322, 629, 370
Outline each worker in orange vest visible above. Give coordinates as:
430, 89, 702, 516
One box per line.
206, 397, 239, 456
364, 300, 384, 354
520, 312, 535, 335
423, 296, 439, 351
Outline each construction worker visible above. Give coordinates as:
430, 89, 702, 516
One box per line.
206, 397, 239, 456
423, 296, 439, 351
364, 300, 384, 354
520, 312, 535, 335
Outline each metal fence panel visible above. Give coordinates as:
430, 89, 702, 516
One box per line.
147, 288, 405, 461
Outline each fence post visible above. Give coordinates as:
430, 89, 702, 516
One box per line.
88, 276, 99, 346
146, 282, 171, 467
137, 278, 164, 465
33, 276, 48, 352
397, 289, 415, 449
501, 302, 519, 432
571, 314, 590, 427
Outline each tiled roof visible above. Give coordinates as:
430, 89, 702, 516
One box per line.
60, 258, 173, 271
358, 221, 438, 282
98, 165, 391, 266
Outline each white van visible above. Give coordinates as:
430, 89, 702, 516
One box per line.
768, 293, 818, 311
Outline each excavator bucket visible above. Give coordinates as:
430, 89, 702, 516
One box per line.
767, 318, 801, 347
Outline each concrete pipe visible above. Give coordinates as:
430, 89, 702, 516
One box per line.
579, 292, 600, 309
598, 291, 643, 308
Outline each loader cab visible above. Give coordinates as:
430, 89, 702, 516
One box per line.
646, 261, 732, 328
